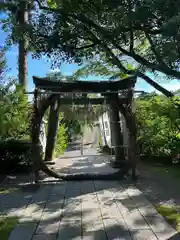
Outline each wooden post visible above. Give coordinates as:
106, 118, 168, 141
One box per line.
81, 136, 83, 155
31, 89, 40, 183
115, 87, 139, 180
126, 87, 138, 180
109, 101, 125, 167
44, 99, 61, 162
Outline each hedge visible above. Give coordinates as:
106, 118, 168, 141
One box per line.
0, 140, 32, 174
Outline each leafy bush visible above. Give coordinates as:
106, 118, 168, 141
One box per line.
0, 140, 32, 174
54, 114, 68, 156
0, 81, 32, 173
0, 82, 31, 140
136, 94, 180, 164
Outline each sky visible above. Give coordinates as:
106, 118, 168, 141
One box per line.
1, 20, 180, 93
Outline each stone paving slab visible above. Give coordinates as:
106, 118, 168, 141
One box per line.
0, 148, 179, 239
32, 235, 57, 240
132, 229, 158, 240
103, 218, 131, 239
57, 219, 82, 239
36, 219, 60, 235
8, 222, 37, 240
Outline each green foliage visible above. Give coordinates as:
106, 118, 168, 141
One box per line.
0, 1, 34, 50
155, 205, 180, 233
136, 93, 180, 157
0, 47, 7, 83
0, 217, 19, 240
54, 114, 68, 156
0, 81, 31, 140
74, 58, 129, 80
0, 140, 32, 174
2, 0, 179, 98
22, 0, 180, 81
0, 49, 32, 173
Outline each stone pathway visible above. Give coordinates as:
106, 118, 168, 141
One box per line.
0, 148, 179, 239
136, 163, 180, 207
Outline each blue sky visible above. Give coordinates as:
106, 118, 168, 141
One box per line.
1, 22, 180, 93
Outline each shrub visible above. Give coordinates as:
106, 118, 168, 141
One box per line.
136, 94, 180, 165
0, 140, 32, 174
54, 122, 68, 157
0, 81, 32, 173
0, 82, 31, 140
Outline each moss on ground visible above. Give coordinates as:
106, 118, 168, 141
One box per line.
140, 161, 180, 178
152, 165, 180, 178
155, 205, 180, 232
0, 188, 18, 194
0, 217, 19, 240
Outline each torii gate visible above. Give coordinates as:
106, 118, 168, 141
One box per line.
31, 75, 139, 182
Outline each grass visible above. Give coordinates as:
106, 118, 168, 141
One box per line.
0, 217, 19, 240
155, 205, 180, 232
151, 165, 180, 178
140, 160, 180, 178
0, 188, 18, 195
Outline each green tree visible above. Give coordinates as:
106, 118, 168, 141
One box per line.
0, 47, 7, 83
2, 0, 178, 96
136, 93, 180, 158
0, 46, 30, 140
0, 82, 31, 140
29, 0, 180, 97
17, 0, 29, 90
0, 0, 35, 90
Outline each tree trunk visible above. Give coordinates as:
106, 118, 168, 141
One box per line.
109, 102, 125, 167
18, 0, 28, 90
31, 94, 65, 182
126, 111, 138, 180
116, 95, 139, 180
44, 99, 61, 162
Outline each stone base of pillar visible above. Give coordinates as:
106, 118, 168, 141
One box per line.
110, 159, 128, 168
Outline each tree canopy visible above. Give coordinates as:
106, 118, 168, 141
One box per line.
1, 0, 180, 97
30, 0, 180, 97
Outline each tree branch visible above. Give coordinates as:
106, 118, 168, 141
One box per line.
112, 24, 162, 38
34, 32, 96, 50
36, 1, 175, 77
138, 73, 174, 98
143, 28, 165, 66
128, 0, 134, 53
35, 0, 180, 93
72, 43, 96, 50
129, 29, 134, 52
88, 30, 174, 98
71, 12, 180, 79
111, 41, 180, 79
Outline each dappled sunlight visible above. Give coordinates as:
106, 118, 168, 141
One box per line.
93, 162, 107, 167
0, 150, 180, 239
1, 179, 179, 239
60, 156, 88, 161
55, 152, 117, 175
